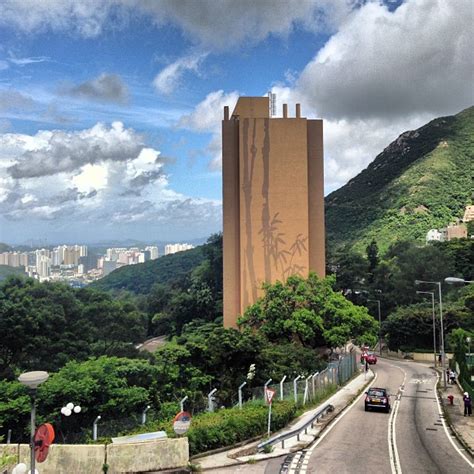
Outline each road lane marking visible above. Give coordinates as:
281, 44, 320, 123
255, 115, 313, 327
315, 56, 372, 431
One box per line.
433, 371, 474, 469
296, 371, 378, 473
387, 363, 406, 474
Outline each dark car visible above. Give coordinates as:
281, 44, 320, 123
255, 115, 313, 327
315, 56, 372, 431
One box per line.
365, 387, 390, 412
365, 352, 377, 364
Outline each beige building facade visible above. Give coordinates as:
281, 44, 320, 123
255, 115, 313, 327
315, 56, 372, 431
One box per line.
222, 97, 325, 328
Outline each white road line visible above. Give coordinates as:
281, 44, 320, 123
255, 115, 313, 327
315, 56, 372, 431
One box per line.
433, 371, 474, 469
297, 372, 378, 473
387, 363, 406, 474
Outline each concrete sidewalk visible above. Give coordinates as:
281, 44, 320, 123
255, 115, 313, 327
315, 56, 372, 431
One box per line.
438, 376, 474, 457
193, 369, 374, 471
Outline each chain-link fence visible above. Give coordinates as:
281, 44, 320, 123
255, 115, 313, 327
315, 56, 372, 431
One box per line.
57, 350, 359, 441
247, 350, 358, 407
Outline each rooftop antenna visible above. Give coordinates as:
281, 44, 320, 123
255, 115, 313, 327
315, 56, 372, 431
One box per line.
268, 91, 276, 117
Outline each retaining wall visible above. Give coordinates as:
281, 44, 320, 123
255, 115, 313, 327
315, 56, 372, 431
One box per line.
1, 437, 188, 474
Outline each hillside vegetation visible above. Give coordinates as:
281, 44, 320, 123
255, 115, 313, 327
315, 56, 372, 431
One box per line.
91, 243, 207, 294
325, 106, 473, 253
0, 265, 25, 281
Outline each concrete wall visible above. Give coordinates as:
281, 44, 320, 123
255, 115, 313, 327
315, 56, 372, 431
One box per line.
1, 438, 188, 474
107, 437, 188, 473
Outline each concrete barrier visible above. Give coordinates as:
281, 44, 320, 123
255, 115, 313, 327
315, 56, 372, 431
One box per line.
107, 437, 188, 473
1, 437, 189, 474
18, 444, 106, 474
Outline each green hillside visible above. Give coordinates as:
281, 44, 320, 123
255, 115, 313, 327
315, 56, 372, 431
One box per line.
0, 265, 26, 281
325, 106, 473, 253
91, 244, 207, 294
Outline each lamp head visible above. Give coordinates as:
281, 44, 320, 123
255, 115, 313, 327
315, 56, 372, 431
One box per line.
18, 371, 49, 389
444, 277, 465, 284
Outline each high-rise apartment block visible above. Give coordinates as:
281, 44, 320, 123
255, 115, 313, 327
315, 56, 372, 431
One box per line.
164, 243, 194, 255
222, 97, 325, 328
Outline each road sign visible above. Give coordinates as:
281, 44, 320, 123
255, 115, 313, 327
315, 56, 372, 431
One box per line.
265, 387, 276, 405
173, 411, 192, 435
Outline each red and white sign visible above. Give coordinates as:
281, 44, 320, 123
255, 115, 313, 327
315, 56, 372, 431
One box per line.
265, 388, 276, 405
173, 411, 192, 435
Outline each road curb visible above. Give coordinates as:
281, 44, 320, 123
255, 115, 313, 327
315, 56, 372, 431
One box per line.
434, 369, 474, 460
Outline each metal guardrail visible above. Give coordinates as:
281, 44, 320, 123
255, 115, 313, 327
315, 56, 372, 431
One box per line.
257, 403, 334, 451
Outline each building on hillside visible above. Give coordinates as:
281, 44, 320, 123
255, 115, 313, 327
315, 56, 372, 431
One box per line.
446, 223, 467, 240
164, 243, 194, 255
222, 97, 325, 328
463, 205, 474, 223
426, 228, 446, 243
145, 246, 159, 259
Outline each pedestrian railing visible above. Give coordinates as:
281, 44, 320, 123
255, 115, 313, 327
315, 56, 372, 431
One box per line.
256, 403, 334, 451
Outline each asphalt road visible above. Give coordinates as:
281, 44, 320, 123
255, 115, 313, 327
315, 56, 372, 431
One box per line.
212, 359, 473, 474
301, 358, 473, 474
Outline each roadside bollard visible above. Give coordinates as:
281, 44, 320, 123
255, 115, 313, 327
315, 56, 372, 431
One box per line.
447, 394, 454, 405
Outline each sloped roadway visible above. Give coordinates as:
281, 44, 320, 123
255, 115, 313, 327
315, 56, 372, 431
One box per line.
211, 358, 473, 473
298, 357, 473, 474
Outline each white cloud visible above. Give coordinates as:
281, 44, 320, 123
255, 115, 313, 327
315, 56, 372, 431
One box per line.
6, 121, 144, 178
0, 0, 356, 46
296, 0, 474, 120
0, 122, 221, 232
153, 53, 208, 95
0, 0, 126, 38
178, 90, 239, 170
141, 0, 355, 49
179, 90, 239, 132
268, 0, 474, 192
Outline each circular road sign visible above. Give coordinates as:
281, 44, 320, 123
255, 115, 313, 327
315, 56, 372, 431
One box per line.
173, 411, 192, 435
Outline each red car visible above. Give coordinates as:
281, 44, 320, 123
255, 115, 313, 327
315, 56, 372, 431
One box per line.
365, 352, 377, 364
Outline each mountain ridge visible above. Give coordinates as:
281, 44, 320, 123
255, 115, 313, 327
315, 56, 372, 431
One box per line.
325, 106, 473, 253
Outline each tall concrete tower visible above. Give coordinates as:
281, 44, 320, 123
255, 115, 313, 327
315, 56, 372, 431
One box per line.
222, 96, 325, 328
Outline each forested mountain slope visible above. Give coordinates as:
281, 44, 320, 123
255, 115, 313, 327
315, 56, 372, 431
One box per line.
325, 106, 473, 253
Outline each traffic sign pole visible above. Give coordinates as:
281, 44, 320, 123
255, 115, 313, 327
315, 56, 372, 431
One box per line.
265, 387, 276, 437
267, 402, 272, 436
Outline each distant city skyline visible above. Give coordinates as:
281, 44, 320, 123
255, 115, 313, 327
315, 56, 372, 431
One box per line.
0, 0, 472, 244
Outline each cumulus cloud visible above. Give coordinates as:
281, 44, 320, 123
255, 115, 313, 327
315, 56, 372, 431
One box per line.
141, 0, 355, 49
64, 73, 129, 104
179, 90, 239, 170
266, 0, 474, 192
0, 0, 127, 38
179, 90, 239, 132
296, 0, 474, 120
153, 53, 208, 95
6, 122, 144, 179
0, 0, 356, 46
0, 122, 221, 233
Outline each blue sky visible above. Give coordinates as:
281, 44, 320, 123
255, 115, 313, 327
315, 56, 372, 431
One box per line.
0, 0, 472, 244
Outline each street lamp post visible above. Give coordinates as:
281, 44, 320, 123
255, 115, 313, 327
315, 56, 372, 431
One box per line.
18, 371, 49, 474
367, 299, 382, 355
415, 280, 446, 389
416, 291, 437, 366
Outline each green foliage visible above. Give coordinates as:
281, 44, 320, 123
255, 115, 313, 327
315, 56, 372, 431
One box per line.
0, 277, 147, 376
326, 107, 473, 253
0, 357, 159, 442
382, 287, 474, 351
239, 273, 379, 349
0, 264, 26, 281
141, 401, 296, 456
